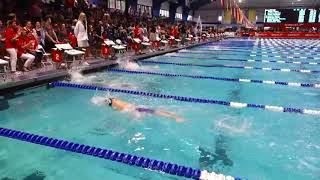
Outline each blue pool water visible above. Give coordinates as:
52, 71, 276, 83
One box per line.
1, 38, 319, 180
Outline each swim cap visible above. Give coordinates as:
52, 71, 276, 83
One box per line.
105, 98, 115, 106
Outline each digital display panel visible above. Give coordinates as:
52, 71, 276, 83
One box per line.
264, 9, 320, 23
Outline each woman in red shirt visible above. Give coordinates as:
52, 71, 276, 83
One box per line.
5, 20, 20, 74
16, 28, 35, 71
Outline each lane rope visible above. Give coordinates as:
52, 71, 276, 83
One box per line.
198, 48, 319, 54
107, 68, 320, 89
177, 51, 320, 60
0, 127, 240, 180
181, 49, 319, 56
50, 82, 320, 116
167, 55, 320, 66
206, 45, 320, 52
141, 60, 320, 74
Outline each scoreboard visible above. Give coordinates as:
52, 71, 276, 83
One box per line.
264, 9, 320, 23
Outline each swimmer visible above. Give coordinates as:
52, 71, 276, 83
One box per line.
105, 98, 185, 122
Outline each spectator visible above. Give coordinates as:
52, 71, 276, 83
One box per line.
25, 21, 37, 39
0, 20, 4, 33
44, 16, 59, 51
58, 23, 68, 42
74, 12, 89, 48
0, 20, 5, 57
5, 20, 20, 74
87, 24, 101, 57
8, 13, 17, 22
149, 26, 158, 51
95, 21, 105, 38
16, 28, 36, 72
26, 28, 42, 68
34, 21, 46, 47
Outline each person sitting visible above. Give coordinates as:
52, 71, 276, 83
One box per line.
26, 30, 42, 68
16, 28, 36, 72
105, 98, 185, 123
25, 21, 37, 40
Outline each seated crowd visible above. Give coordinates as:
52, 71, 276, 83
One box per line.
0, 7, 222, 75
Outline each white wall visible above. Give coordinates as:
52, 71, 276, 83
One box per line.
161, 1, 170, 10
138, 0, 152, 6
195, 8, 266, 23
194, 10, 223, 23
176, 6, 182, 14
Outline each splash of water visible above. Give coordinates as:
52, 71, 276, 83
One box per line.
69, 69, 97, 83
117, 56, 140, 70
214, 115, 251, 135
179, 49, 189, 52
90, 93, 112, 106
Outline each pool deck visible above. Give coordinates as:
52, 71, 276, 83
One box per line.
0, 40, 215, 94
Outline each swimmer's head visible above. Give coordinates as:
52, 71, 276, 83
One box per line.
105, 98, 115, 106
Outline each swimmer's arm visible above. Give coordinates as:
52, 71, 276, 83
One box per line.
111, 100, 135, 111
154, 111, 185, 122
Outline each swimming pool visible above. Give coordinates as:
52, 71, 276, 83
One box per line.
1, 38, 319, 180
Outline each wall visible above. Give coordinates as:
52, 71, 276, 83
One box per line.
137, 0, 152, 6
194, 8, 267, 24
194, 9, 223, 23
176, 6, 182, 14
161, 1, 169, 10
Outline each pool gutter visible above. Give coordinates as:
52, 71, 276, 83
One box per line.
0, 40, 215, 95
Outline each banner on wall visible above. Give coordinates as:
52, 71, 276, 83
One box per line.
248, 9, 256, 22
256, 32, 320, 38
224, 9, 232, 24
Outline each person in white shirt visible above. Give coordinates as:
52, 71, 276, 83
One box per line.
74, 12, 89, 48
74, 12, 90, 65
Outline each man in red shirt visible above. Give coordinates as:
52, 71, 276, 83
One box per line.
5, 20, 20, 74
133, 23, 142, 54
16, 28, 35, 71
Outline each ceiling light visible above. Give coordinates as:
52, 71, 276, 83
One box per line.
238, 0, 242, 3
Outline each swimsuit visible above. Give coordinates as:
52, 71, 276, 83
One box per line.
108, 98, 155, 114
135, 107, 155, 114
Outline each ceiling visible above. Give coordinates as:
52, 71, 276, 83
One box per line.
198, 0, 320, 10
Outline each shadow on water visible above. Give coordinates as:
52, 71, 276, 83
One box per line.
0, 99, 9, 111
22, 171, 46, 180
1, 170, 45, 180
3, 93, 24, 100
199, 135, 233, 173
1, 178, 14, 180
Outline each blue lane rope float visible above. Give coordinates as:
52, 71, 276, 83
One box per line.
168, 55, 320, 66
199, 47, 320, 54
210, 44, 320, 50
189, 49, 319, 56
141, 60, 320, 74
107, 68, 320, 89
206, 45, 320, 52
209, 44, 319, 49
49, 82, 320, 116
0, 127, 239, 180
177, 51, 320, 60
